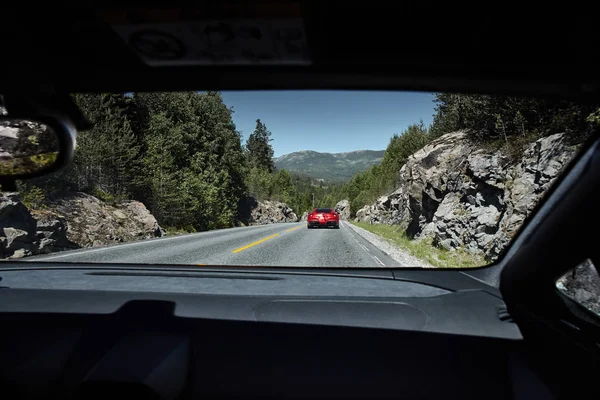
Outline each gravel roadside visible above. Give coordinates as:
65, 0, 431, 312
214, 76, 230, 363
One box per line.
343, 221, 435, 268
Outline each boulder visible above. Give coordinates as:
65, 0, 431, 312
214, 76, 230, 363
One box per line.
334, 199, 351, 220
46, 193, 164, 247
237, 196, 299, 226
120, 201, 165, 238
355, 205, 373, 223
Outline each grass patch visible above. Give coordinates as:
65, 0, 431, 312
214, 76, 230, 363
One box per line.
90, 186, 128, 206
163, 225, 196, 236
352, 222, 485, 269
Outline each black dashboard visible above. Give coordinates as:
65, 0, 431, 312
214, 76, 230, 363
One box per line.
0, 265, 544, 399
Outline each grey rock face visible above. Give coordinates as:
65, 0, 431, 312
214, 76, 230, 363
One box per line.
354, 132, 579, 260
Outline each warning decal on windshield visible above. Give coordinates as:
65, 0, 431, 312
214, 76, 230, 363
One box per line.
108, 17, 310, 66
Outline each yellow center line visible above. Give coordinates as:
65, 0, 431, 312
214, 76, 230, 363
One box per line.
232, 233, 280, 253
285, 225, 302, 233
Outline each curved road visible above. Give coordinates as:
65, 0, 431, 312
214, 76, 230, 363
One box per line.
27, 221, 400, 268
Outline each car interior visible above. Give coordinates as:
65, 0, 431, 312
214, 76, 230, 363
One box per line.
1, 2, 599, 399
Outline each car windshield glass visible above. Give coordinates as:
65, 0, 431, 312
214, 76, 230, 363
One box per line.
1, 91, 597, 268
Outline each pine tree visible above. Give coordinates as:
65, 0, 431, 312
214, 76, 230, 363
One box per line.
72, 93, 140, 196
246, 119, 275, 172
514, 111, 526, 136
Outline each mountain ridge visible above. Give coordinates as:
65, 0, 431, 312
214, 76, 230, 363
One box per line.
274, 149, 384, 182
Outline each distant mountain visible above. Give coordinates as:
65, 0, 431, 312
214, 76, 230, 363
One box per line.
274, 150, 385, 182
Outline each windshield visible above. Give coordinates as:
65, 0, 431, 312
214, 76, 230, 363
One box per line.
1, 91, 597, 268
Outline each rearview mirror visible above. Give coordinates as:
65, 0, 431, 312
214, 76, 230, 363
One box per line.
0, 116, 75, 181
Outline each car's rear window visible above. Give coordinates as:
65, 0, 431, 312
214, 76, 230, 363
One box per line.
316, 208, 333, 213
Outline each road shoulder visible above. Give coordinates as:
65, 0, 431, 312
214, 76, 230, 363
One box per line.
343, 221, 434, 268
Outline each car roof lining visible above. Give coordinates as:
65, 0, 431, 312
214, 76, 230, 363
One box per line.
0, 3, 598, 97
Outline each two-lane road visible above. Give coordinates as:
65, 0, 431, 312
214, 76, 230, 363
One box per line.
27, 222, 400, 267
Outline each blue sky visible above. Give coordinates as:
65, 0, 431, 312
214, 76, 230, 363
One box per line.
220, 91, 436, 157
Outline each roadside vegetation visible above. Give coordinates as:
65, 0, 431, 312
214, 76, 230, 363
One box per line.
352, 222, 485, 269
163, 226, 197, 235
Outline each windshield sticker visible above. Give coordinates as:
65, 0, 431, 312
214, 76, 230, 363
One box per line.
110, 18, 310, 66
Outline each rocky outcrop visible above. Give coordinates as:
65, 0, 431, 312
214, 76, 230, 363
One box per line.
1, 192, 164, 259
300, 211, 309, 221
237, 197, 298, 225
1, 192, 75, 258
355, 132, 580, 260
46, 193, 164, 248
334, 199, 351, 220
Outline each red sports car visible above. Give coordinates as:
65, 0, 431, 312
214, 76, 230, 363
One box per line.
307, 208, 340, 229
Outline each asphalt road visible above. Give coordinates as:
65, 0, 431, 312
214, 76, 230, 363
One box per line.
28, 221, 400, 267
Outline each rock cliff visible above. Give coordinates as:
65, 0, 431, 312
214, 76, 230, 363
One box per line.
355, 132, 579, 260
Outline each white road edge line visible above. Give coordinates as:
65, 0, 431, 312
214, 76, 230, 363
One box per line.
347, 223, 384, 266
373, 256, 386, 267
32, 236, 199, 260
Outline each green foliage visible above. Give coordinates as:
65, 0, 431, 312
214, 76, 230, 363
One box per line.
246, 166, 275, 199
0, 152, 58, 176
164, 225, 197, 235
350, 190, 372, 216
379, 121, 429, 188
246, 167, 306, 213
72, 93, 141, 195
18, 184, 46, 209
129, 91, 247, 231
586, 107, 600, 126
429, 93, 597, 144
